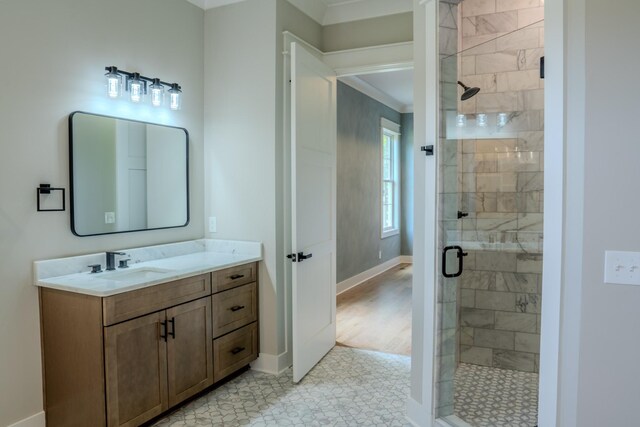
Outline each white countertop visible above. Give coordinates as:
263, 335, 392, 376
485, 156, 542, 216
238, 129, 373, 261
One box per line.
34, 239, 262, 297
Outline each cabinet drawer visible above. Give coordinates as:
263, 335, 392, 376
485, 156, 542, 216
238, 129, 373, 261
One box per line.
213, 322, 258, 382
212, 263, 257, 293
103, 274, 211, 326
212, 283, 257, 338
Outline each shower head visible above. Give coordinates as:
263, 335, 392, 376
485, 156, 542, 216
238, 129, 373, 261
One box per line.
457, 81, 481, 101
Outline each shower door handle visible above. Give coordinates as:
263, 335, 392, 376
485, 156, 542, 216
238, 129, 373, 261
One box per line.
442, 245, 467, 278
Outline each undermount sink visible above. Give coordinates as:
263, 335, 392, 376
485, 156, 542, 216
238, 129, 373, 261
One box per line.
104, 267, 174, 282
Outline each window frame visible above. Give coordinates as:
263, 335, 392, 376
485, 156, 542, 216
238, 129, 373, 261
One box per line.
380, 118, 401, 239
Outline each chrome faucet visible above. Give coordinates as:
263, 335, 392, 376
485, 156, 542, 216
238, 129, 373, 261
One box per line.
106, 251, 126, 271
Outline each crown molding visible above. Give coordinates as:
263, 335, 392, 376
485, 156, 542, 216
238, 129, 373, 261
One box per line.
186, 0, 246, 10
339, 75, 408, 113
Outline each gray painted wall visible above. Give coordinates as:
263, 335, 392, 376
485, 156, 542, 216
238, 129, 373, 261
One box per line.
322, 12, 413, 52
401, 113, 414, 256
337, 81, 403, 283
0, 0, 204, 425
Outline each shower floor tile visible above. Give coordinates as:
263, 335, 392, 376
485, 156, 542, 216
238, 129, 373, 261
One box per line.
455, 363, 539, 427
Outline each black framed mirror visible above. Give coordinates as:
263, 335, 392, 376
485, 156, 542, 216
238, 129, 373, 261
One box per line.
69, 111, 189, 236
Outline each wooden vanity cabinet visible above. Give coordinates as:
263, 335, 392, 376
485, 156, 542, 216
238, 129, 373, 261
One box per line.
104, 297, 213, 427
40, 263, 259, 427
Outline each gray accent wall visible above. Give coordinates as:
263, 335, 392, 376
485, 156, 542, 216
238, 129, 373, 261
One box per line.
401, 113, 414, 256
337, 81, 403, 283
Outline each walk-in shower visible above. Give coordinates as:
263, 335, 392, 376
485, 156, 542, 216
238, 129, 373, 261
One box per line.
436, 1, 545, 426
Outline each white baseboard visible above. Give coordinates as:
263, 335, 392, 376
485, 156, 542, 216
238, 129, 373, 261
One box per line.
250, 351, 291, 375
406, 397, 429, 427
337, 255, 413, 295
7, 412, 45, 427
437, 415, 473, 427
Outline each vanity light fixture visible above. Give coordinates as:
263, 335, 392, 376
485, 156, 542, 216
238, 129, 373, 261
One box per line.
103, 66, 182, 109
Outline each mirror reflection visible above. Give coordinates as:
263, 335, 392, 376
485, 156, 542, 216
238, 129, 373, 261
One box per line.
69, 112, 189, 236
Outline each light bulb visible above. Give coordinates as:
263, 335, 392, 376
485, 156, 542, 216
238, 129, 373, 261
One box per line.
456, 114, 467, 127
168, 84, 182, 111
150, 79, 164, 107
477, 113, 488, 127
129, 73, 143, 103
105, 66, 122, 98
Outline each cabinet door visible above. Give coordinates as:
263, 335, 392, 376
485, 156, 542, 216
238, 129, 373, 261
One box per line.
104, 311, 168, 427
166, 297, 214, 407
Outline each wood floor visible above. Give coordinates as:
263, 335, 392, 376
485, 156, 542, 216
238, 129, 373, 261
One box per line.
336, 264, 412, 356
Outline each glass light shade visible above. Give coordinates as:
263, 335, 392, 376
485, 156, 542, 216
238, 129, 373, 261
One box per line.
497, 113, 509, 127
129, 76, 144, 103
105, 72, 122, 98
149, 79, 164, 107
477, 113, 488, 127
168, 84, 182, 111
456, 114, 467, 127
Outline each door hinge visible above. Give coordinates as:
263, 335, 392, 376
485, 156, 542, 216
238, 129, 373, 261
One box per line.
286, 253, 297, 262
420, 145, 434, 156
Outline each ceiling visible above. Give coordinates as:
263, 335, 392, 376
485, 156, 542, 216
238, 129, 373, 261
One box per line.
341, 69, 414, 113
186, 0, 413, 25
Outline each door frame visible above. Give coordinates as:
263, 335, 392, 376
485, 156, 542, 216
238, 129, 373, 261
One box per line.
409, 0, 581, 426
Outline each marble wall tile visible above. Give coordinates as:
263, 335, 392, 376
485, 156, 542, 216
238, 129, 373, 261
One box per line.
461, 307, 495, 328
476, 153, 499, 172
497, 69, 541, 92
477, 139, 516, 153
476, 51, 519, 74
517, 190, 541, 212
517, 171, 543, 192
497, 152, 540, 172
516, 293, 541, 314
462, 0, 497, 18
477, 172, 518, 192
464, 250, 477, 269
515, 332, 541, 353
460, 345, 493, 366
493, 350, 535, 371
476, 192, 499, 212
462, 55, 476, 76
439, 2, 458, 29
497, 0, 540, 12
476, 290, 516, 311
476, 11, 518, 35
461, 270, 496, 290
464, 73, 498, 93
497, 272, 539, 293
440, 27, 458, 56
461, 288, 476, 307
475, 250, 518, 271
497, 27, 541, 51
476, 92, 520, 112
439, 328, 457, 356
539, 27, 545, 47
462, 16, 477, 37
438, 380, 455, 406
518, 213, 543, 231
462, 36, 498, 55
476, 213, 518, 232
535, 354, 540, 373
442, 302, 457, 329
517, 131, 544, 151
524, 48, 545, 70
517, 253, 543, 273
461, 327, 475, 346
463, 139, 477, 153
518, 6, 545, 28
495, 311, 537, 332
523, 88, 544, 110
475, 329, 515, 350
497, 192, 517, 212
462, 172, 477, 192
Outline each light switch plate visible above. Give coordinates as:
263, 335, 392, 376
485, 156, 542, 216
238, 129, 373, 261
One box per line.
104, 212, 115, 224
604, 251, 640, 285
209, 216, 217, 233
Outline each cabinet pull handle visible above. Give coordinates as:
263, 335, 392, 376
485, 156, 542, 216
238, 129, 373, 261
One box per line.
160, 321, 167, 342
168, 317, 176, 339
230, 346, 245, 355
230, 305, 245, 312
229, 274, 245, 280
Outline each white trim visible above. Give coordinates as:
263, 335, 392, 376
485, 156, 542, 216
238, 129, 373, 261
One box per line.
286, 0, 327, 24
7, 412, 45, 427
406, 397, 429, 427
436, 415, 473, 427
381, 122, 401, 239
381, 117, 401, 133
324, 42, 413, 77
336, 256, 409, 295
250, 351, 292, 375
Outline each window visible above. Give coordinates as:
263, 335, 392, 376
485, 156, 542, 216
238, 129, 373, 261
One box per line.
381, 118, 400, 239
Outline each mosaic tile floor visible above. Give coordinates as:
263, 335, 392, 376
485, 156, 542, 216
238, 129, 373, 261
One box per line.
454, 363, 539, 427
153, 346, 412, 426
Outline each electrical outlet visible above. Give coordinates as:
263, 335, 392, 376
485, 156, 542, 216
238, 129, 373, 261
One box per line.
104, 212, 115, 224
379, 250, 382, 260
604, 251, 640, 285
208, 216, 217, 233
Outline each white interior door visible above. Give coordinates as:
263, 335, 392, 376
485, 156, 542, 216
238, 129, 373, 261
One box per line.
290, 42, 337, 383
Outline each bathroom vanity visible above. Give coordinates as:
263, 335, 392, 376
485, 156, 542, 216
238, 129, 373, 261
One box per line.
35, 239, 261, 427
